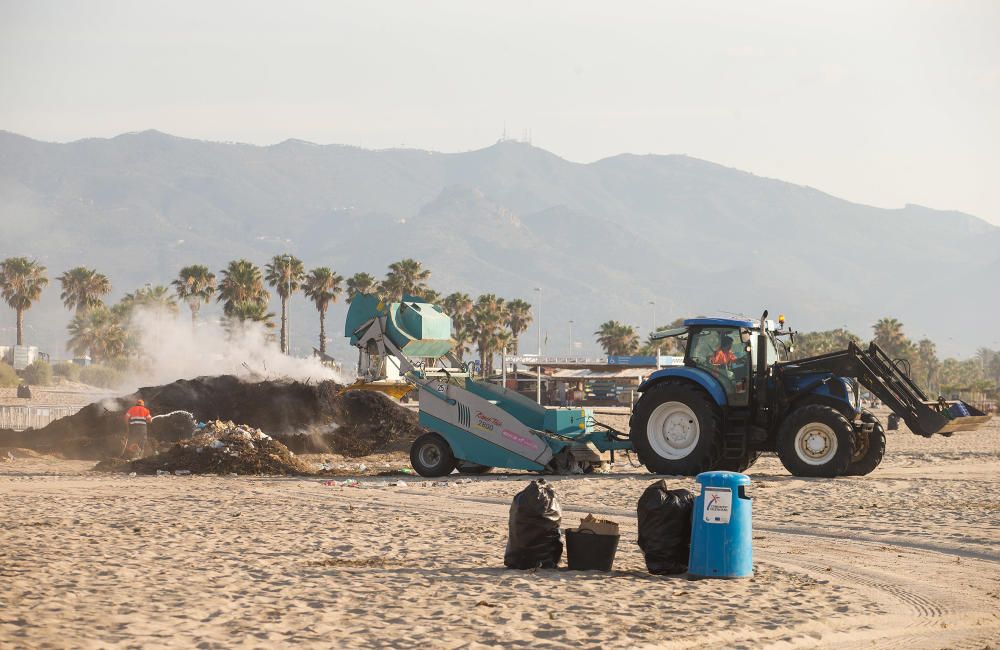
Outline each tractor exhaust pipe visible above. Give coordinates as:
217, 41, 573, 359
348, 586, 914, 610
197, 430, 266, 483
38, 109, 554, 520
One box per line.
755, 310, 769, 424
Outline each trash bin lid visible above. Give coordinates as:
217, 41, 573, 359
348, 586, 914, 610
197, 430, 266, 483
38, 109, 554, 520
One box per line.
695, 471, 751, 488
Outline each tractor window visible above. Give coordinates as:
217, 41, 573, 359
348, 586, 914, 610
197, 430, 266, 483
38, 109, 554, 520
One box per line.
748, 332, 781, 366
687, 327, 750, 406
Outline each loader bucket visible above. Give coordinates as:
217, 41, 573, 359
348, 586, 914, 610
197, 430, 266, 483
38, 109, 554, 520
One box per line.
934, 401, 992, 435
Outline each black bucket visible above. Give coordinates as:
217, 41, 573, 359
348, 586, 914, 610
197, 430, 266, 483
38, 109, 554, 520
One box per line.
565, 529, 620, 571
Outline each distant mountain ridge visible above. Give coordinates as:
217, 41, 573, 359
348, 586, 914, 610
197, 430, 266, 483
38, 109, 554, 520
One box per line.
1, 129, 997, 360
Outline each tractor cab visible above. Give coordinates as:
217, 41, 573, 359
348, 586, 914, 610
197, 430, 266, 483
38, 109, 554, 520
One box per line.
654, 317, 783, 408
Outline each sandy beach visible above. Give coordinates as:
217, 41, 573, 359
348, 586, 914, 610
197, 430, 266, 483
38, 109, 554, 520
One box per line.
1, 415, 998, 649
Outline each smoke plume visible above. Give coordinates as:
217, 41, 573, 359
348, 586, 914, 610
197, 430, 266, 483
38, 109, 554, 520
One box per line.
121, 308, 351, 389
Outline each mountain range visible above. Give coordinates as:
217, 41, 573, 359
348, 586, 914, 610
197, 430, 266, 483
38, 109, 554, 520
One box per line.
1, 129, 997, 361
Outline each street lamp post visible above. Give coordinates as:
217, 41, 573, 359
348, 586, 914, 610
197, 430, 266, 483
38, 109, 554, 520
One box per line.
649, 300, 656, 336
568, 320, 574, 357
283, 254, 293, 356
534, 287, 542, 404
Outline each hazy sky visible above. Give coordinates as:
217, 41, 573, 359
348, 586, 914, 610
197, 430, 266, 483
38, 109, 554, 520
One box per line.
3, 0, 998, 224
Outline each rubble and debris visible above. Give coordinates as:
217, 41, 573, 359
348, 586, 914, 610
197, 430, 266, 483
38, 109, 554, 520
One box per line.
93, 420, 312, 476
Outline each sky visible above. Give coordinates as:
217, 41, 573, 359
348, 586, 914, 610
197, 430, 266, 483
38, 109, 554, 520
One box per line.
1, 0, 999, 225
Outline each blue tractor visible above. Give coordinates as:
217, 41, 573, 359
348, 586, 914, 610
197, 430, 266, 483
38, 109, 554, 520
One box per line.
630, 311, 990, 477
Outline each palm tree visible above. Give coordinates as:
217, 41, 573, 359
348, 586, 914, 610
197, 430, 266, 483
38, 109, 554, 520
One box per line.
346, 272, 381, 303
595, 320, 639, 356
872, 317, 908, 358
218, 259, 269, 317
302, 267, 344, 356
223, 300, 276, 340
264, 254, 306, 354
415, 288, 441, 305
172, 265, 217, 326
504, 299, 533, 353
916, 338, 940, 394
443, 292, 474, 357
472, 293, 507, 375
472, 294, 507, 374
57, 267, 111, 314
382, 258, 431, 301
0, 257, 48, 345
120, 284, 179, 316
67, 304, 128, 363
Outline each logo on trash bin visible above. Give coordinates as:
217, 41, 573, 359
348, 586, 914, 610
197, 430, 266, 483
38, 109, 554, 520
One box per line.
703, 487, 733, 524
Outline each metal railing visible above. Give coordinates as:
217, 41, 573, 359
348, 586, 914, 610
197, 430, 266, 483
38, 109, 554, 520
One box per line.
0, 405, 82, 431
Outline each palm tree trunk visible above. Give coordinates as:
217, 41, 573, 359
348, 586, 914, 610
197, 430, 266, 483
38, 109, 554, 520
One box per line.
190, 304, 198, 330
280, 297, 288, 353
16, 308, 23, 346
318, 309, 326, 355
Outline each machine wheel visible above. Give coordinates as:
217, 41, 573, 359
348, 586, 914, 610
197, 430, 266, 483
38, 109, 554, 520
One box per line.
715, 450, 763, 473
455, 461, 493, 475
777, 405, 855, 478
629, 381, 722, 475
409, 433, 456, 477
844, 421, 886, 476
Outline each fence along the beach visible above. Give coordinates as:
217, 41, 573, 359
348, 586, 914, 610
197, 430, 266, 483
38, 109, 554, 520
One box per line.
0, 406, 82, 431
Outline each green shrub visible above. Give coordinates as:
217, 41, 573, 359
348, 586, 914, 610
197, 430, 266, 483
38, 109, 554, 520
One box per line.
0, 362, 19, 388
22, 359, 53, 386
80, 365, 125, 389
52, 361, 82, 382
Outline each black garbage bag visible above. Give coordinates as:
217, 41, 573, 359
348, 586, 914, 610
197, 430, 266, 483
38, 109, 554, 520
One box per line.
637, 480, 694, 575
504, 479, 563, 569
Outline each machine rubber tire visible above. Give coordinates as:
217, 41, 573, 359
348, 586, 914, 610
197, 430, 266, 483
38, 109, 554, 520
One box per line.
455, 462, 493, 475
844, 421, 886, 476
715, 450, 763, 473
410, 433, 456, 477
629, 381, 722, 476
777, 405, 855, 478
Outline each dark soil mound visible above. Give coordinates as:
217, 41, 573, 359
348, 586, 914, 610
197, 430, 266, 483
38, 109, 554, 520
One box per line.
0, 376, 423, 460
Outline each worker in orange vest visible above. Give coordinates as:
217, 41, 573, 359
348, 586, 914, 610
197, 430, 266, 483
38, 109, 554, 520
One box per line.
123, 399, 153, 458
710, 335, 738, 366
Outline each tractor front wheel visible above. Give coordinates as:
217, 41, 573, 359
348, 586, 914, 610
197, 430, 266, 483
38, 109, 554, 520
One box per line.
777, 405, 855, 477
629, 381, 722, 475
410, 433, 456, 477
844, 419, 886, 476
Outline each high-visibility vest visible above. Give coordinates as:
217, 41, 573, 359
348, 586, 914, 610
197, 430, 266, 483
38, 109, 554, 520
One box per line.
126, 405, 151, 426
710, 349, 737, 365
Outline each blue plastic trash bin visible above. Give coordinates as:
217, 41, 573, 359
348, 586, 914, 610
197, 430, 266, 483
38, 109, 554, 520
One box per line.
688, 471, 752, 578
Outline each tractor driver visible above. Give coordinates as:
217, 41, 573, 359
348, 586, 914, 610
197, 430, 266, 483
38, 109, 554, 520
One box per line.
710, 335, 738, 367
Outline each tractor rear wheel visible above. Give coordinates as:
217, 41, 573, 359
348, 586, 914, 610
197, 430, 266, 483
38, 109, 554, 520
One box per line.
777, 405, 854, 478
844, 420, 886, 476
629, 381, 722, 475
410, 433, 456, 477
